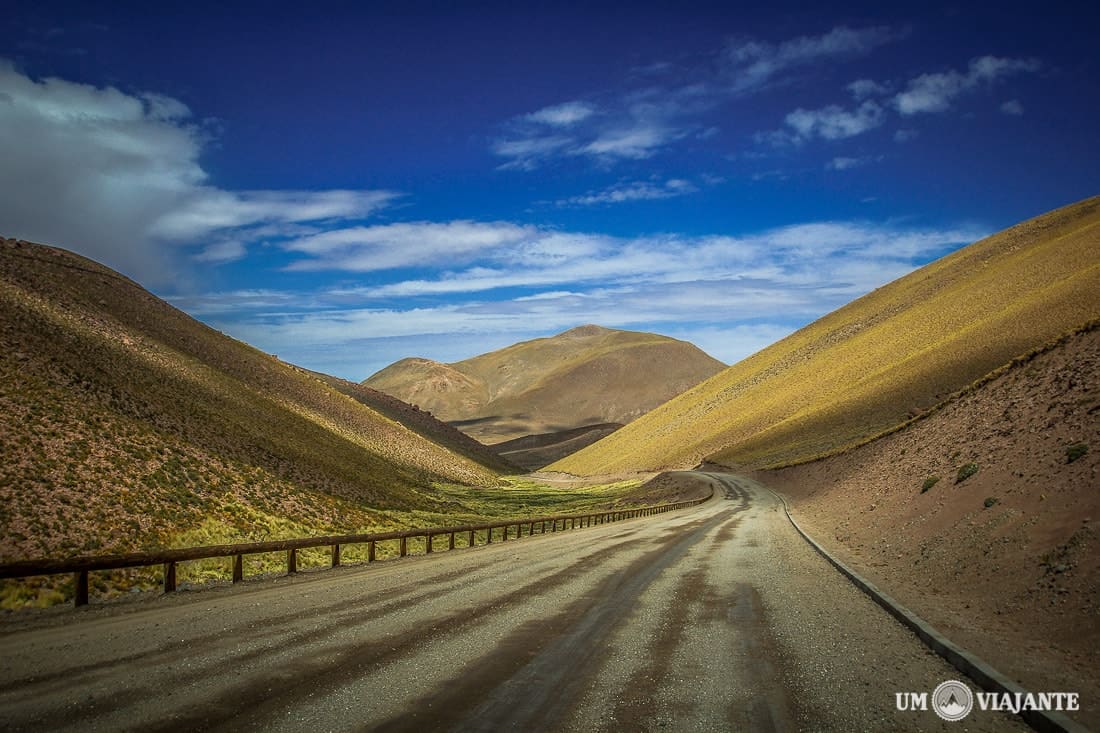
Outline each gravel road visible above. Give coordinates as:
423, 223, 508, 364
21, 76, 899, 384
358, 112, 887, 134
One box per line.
0, 473, 1029, 731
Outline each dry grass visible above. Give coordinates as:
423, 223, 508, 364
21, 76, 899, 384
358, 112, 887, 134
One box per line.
0, 238, 510, 568
553, 195, 1100, 475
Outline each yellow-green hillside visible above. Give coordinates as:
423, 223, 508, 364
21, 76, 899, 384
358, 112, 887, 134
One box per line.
0, 237, 506, 563
551, 196, 1100, 475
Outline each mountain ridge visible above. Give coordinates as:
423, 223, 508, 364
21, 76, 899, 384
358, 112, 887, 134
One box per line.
363, 324, 725, 444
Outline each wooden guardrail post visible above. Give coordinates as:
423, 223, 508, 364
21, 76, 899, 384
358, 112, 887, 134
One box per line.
74, 570, 89, 607
287, 548, 297, 574
163, 561, 177, 593
368, 540, 376, 562
449, 532, 456, 550
232, 554, 243, 583
426, 534, 434, 554
399, 537, 407, 557
331, 544, 341, 567
467, 529, 475, 547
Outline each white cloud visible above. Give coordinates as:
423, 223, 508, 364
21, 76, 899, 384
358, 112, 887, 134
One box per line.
847, 78, 890, 99
1000, 99, 1024, 116
192, 216, 987, 379
893, 55, 1039, 116
491, 25, 899, 169
578, 124, 673, 159
783, 100, 886, 142
557, 177, 698, 206
283, 220, 535, 272
0, 60, 396, 283
525, 101, 596, 126
827, 156, 878, 171
724, 26, 895, 94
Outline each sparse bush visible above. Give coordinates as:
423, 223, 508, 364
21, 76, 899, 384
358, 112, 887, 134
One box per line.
921, 475, 940, 493
1066, 443, 1088, 463
956, 463, 980, 484
984, 496, 999, 508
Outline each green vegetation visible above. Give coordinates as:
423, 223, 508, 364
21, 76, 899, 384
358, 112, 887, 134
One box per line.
984, 497, 999, 508
0, 476, 643, 609
956, 463, 980, 484
1066, 442, 1088, 463
921, 475, 940, 493
552, 196, 1100, 475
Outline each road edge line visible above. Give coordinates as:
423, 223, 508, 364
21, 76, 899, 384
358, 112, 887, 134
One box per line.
763, 484, 1091, 733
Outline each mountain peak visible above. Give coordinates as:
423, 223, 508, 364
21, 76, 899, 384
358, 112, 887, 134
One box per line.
559, 324, 612, 338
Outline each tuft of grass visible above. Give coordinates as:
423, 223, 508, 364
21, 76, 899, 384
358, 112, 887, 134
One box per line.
921, 475, 940, 493
984, 496, 999, 509
956, 463, 980, 484
1066, 443, 1088, 463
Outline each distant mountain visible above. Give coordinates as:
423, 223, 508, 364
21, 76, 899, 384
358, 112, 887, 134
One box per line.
552, 195, 1100, 475
363, 325, 726, 444
0, 238, 507, 562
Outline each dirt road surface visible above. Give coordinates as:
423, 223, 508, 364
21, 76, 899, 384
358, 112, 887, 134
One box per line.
0, 473, 1029, 731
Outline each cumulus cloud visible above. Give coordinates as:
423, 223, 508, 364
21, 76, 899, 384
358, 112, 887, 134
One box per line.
0, 60, 397, 282
893, 55, 1039, 116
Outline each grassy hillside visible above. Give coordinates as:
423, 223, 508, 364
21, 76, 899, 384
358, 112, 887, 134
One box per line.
492, 423, 623, 471
552, 196, 1100, 475
364, 325, 725, 443
0, 237, 508, 563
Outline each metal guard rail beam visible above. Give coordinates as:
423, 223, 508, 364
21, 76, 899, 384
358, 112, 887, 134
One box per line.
0, 489, 713, 606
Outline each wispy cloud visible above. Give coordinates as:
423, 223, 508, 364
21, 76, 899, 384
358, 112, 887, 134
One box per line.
781, 100, 886, 142
722, 25, 896, 94
0, 60, 397, 282
1000, 99, 1024, 116
524, 101, 596, 126
556, 178, 698, 207
892, 55, 1040, 116
759, 54, 1040, 148
490, 25, 898, 170
826, 155, 880, 171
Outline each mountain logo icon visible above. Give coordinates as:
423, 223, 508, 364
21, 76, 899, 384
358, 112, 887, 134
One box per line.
932, 680, 975, 721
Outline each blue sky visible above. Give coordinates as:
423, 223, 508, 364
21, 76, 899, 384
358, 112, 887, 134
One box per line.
2, 1, 1097, 380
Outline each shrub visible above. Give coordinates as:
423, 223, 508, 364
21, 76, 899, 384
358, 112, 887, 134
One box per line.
921, 475, 940, 493
956, 463, 980, 484
1066, 443, 1088, 463
983, 497, 999, 508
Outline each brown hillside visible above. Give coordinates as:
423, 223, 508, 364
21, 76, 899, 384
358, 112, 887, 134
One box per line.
493, 423, 623, 471
554, 195, 1100, 475
755, 323, 1100, 729
0, 237, 502, 564
305, 369, 522, 474
364, 325, 725, 443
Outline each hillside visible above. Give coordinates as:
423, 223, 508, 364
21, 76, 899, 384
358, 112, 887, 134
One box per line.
492, 423, 623, 471
0, 237, 506, 564
364, 325, 725, 443
303, 369, 522, 474
757, 322, 1100, 728
553, 195, 1100, 475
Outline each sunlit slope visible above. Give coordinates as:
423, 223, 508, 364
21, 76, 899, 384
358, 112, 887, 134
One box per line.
0, 238, 501, 560
365, 325, 725, 443
552, 196, 1100, 475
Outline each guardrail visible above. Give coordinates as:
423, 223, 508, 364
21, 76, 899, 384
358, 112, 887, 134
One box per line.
0, 492, 712, 607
